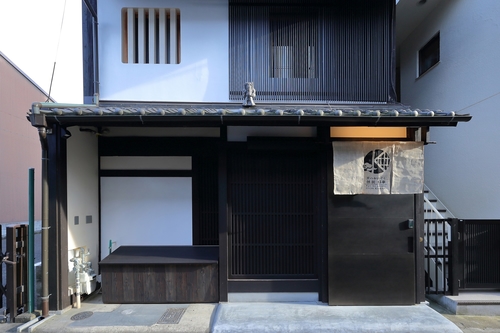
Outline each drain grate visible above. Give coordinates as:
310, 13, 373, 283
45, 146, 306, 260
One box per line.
157, 308, 186, 324
71, 311, 94, 321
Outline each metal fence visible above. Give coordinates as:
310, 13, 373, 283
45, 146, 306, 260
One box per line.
1, 225, 28, 323
424, 218, 459, 295
424, 218, 500, 295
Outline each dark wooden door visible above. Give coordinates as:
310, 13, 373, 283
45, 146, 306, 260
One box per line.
227, 148, 321, 292
328, 194, 416, 305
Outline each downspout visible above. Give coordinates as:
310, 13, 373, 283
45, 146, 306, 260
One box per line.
30, 94, 99, 316
29, 105, 50, 317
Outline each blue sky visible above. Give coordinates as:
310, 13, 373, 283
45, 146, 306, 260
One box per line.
0, 1, 82, 103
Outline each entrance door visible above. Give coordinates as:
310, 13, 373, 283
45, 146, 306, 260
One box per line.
227, 148, 321, 292
328, 194, 416, 305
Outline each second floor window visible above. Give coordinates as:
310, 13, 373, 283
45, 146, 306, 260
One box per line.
418, 32, 440, 77
229, 0, 396, 103
270, 10, 317, 79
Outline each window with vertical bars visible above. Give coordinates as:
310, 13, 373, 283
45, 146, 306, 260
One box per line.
122, 8, 181, 64
270, 9, 317, 79
229, 0, 396, 103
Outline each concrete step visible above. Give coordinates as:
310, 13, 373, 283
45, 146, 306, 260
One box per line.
428, 291, 500, 316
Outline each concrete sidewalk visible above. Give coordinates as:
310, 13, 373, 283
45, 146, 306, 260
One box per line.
428, 299, 500, 333
428, 291, 500, 316
212, 302, 461, 333
4, 293, 464, 333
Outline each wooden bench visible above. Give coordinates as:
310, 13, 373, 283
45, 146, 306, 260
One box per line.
99, 245, 219, 303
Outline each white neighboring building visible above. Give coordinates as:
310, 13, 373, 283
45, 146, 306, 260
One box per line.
398, 0, 500, 219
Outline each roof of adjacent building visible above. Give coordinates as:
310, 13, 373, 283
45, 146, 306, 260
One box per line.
32, 101, 472, 127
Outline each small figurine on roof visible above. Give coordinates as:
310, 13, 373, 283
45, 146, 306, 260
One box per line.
243, 82, 256, 107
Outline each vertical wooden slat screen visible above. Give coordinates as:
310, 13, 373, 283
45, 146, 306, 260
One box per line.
127, 8, 135, 63
228, 150, 319, 278
463, 220, 500, 288
229, 0, 395, 102
122, 8, 180, 64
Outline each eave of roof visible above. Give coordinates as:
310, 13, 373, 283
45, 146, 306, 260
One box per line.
33, 102, 472, 127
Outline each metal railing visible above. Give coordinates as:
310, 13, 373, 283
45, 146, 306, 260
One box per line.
424, 218, 459, 295
423, 185, 455, 220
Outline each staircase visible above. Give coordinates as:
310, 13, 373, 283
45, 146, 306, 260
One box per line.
423, 185, 454, 294
424, 185, 455, 220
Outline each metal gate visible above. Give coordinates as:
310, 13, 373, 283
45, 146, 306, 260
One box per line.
1, 225, 29, 323
424, 219, 500, 294
424, 218, 459, 295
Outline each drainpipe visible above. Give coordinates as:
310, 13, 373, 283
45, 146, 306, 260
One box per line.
28, 109, 49, 317
29, 94, 99, 317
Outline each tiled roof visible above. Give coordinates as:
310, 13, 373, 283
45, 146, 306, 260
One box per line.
32, 102, 472, 127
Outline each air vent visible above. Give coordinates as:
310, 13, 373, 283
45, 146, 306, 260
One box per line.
122, 8, 180, 64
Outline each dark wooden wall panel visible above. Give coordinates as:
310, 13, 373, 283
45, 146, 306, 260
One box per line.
328, 194, 415, 305
194, 154, 219, 245
101, 264, 218, 304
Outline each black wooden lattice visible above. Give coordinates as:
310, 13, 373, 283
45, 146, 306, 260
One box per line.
228, 150, 319, 278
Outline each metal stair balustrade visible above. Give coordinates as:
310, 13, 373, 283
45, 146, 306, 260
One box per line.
424, 185, 455, 220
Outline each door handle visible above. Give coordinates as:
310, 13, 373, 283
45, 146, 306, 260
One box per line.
408, 237, 414, 253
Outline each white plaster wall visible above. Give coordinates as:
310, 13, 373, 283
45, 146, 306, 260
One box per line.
399, 0, 500, 218
66, 127, 100, 281
100, 177, 192, 260
98, 0, 229, 102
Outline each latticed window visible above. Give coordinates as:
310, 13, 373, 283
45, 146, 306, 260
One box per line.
270, 9, 317, 79
229, 0, 396, 103
122, 8, 180, 64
